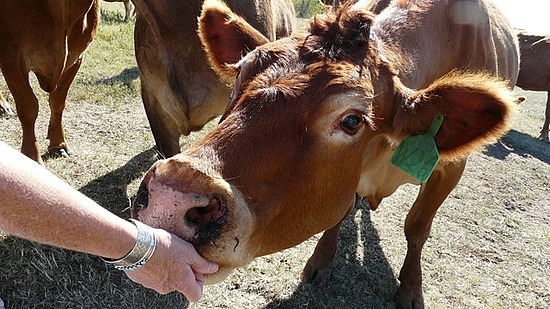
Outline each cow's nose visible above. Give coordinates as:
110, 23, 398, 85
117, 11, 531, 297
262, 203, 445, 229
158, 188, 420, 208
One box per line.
185, 194, 228, 247
186, 194, 224, 225
131, 178, 149, 218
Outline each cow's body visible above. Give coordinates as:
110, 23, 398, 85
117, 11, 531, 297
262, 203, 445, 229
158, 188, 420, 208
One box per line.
133, 0, 518, 307
0, 0, 100, 164
131, 0, 295, 157
516, 32, 550, 141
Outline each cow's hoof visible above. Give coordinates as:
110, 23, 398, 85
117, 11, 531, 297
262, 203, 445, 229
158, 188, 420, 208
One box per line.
301, 264, 331, 286
394, 285, 424, 309
45, 147, 73, 159
0, 102, 15, 117
537, 133, 549, 142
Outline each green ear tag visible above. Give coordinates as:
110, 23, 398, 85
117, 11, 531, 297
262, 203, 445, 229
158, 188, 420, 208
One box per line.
391, 113, 445, 182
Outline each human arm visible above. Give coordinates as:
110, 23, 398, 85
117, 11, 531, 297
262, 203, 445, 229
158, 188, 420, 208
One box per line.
0, 141, 217, 301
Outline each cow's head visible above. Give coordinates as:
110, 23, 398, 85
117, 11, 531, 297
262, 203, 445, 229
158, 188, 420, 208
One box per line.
132, 0, 516, 283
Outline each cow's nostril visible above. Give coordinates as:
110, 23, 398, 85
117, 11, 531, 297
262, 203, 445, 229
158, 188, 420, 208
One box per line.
131, 180, 149, 217
186, 195, 224, 225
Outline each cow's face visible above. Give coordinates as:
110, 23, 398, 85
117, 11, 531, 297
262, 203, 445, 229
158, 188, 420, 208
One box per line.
132, 0, 515, 283
133, 40, 382, 282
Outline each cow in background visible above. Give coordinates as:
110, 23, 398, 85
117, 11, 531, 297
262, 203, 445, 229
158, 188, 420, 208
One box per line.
516, 31, 550, 141
132, 0, 518, 307
130, 0, 296, 158
103, 0, 134, 22
0, 0, 100, 164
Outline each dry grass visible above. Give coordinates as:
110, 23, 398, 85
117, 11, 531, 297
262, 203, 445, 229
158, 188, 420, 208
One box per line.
1, 4, 549, 309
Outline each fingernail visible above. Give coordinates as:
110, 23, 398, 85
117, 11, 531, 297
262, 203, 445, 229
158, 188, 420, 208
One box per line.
209, 262, 219, 273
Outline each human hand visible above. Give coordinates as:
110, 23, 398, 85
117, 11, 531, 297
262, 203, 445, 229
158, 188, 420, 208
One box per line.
124, 228, 218, 302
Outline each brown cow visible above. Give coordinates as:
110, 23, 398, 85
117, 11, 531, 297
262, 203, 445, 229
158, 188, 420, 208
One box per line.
131, 0, 295, 157
132, 0, 518, 307
0, 0, 100, 164
516, 31, 550, 141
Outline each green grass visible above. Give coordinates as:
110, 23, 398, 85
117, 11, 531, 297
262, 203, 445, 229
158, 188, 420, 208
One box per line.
1, 4, 549, 309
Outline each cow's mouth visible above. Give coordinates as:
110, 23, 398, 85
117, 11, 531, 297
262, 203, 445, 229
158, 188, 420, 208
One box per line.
131, 177, 229, 249
129, 159, 257, 284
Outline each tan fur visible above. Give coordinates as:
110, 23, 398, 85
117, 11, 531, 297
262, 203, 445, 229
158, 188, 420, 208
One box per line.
373, 0, 519, 89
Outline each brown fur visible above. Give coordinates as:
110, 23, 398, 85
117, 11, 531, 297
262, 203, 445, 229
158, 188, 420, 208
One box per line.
199, 0, 271, 84
133, 1, 519, 306
0, 0, 100, 164
392, 72, 517, 159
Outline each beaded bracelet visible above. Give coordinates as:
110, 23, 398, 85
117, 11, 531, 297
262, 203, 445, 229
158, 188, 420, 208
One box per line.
101, 219, 157, 271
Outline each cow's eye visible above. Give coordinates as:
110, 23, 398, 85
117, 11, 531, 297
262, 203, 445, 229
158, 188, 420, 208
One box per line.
340, 113, 363, 134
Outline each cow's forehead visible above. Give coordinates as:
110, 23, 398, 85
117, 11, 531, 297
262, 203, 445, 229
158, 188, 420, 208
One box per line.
237, 37, 303, 86
227, 6, 385, 123
234, 36, 376, 110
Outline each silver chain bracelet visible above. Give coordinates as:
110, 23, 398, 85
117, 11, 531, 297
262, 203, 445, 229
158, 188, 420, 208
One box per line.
101, 219, 157, 271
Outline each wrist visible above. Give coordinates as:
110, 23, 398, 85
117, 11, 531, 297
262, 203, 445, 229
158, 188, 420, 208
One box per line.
101, 219, 157, 271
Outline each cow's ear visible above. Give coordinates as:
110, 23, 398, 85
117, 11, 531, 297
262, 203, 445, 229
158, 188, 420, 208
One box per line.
199, 0, 270, 83
391, 73, 516, 160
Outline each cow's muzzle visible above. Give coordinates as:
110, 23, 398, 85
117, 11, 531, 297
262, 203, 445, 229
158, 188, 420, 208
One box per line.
130, 167, 228, 248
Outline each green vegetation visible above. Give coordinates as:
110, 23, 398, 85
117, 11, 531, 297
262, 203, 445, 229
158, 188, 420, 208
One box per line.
293, 0, 325, 18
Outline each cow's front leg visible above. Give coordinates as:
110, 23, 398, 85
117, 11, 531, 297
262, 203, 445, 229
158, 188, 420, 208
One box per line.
47, 60, 82, 158
302, 197, 358, 286
395, 160, 466, 309
2, 62, 42, 164
140, 84, 182, 158
301, 219, 343, 286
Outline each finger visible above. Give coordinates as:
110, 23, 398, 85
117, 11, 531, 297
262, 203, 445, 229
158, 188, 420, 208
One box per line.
174, 264, 205, 301
178, 280, 204, 302
188, 252, 218, 275
194, 270, 204, 284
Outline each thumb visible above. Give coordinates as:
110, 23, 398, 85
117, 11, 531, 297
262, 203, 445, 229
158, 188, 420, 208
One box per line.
188, 250, 218, 275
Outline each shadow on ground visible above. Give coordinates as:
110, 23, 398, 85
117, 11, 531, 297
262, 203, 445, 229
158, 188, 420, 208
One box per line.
264, 203, 398, 308
79, 147, 156, 217
100, 66, 140, 89
484, 130, 550, 164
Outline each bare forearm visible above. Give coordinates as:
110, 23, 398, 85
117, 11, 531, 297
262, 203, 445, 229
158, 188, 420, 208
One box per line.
0, 142, 219, 301
0, 142, 135, 259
